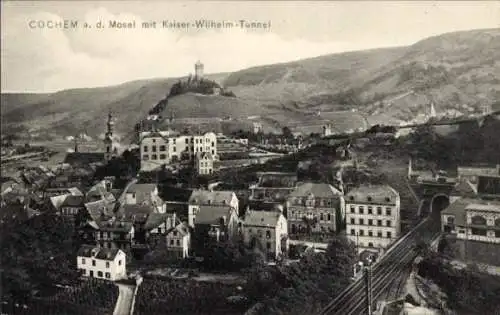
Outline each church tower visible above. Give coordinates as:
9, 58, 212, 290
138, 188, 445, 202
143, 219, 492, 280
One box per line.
430, 102, 436, 118
103, 111, 117, 162
195, 60, 204, 80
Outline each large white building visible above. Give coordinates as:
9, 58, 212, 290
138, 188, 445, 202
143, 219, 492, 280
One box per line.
242, 210, 288, 260
139, 130, 218, 172
345, 185, 401, 254
76, 245, 127, 281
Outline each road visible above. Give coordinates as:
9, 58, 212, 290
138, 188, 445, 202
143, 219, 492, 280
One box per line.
113, 283, 135, 315
319, 214, 442, 315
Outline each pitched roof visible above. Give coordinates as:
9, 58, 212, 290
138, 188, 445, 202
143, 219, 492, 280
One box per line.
77, 245, 121, 261
118, 203, 156, 219
288, 182, 342, 199
126, 183, 161, 205
442, 198, 500, 226
450, 179, 477, 197
196, 152, 213, 160
98, 219, 134, 232
167, 222, 190, 237
144, 213, 170, 230
188, 190, 234, 206
64, 152, 105, 166
345, 185, 399, 205
243, 210, 282, 228
68, 187, 84, 196
195, 205, 235, 225
50, 194, 71, 211
61, 195, 85, 207
84, 199, 114, 222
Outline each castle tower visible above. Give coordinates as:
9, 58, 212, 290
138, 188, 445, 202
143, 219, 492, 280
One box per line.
195, 60, 204, 79
103, 111, 116, 162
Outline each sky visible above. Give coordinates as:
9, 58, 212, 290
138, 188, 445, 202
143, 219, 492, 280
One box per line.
1, 1, 499, 93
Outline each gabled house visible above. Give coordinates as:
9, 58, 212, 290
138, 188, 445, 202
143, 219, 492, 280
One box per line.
250, 172, 298, 203
195, 152, 215, 175
287, 182, 345, 236
242, 210, 288, 260
96, 219, 135, 251
59, 195, 85, 222
192, 205, 239, 253
188, 189, 239, 227
165, 223, 190, 258
77, 199, 116, 245
77, 245, 126, 281
124, 183, 166, 213
86, 179, 116, 204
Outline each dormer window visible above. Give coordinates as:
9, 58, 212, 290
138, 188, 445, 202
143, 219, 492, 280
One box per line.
367, 196, 372, 202
385, 197, 390, 202
349, 196, 354, 201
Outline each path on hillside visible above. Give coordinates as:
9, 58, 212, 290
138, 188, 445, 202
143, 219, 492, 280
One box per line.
113, 283, 135, 315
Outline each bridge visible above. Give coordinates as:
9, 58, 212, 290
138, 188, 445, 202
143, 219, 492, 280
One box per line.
318, 181, 453, 315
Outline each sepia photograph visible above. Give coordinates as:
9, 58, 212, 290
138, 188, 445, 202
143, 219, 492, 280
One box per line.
1, 1, 500, 314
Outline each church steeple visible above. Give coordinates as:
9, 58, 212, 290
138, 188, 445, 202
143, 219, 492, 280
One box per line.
104, 111, 116, 162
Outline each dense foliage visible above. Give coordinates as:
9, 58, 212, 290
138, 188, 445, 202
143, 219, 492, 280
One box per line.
135, 278, 244, 315
245, 235, 357, 314
1, 214, 80, 305
418, 253, 500, 315
2, 279, 118, 315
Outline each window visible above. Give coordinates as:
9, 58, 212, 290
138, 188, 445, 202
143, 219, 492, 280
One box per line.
267, 242, 271, 250
160, 145, 166, 151
377, 231, 382, 237
152, 154, 158, 160
106, 262, 110, 268
82, 258, 85, 264
173, 138, 176, 144
359, 206, 364, 214
350, 206, 355, 213
359, 219, 364, 225
327, 214, 331, 221
176, 240, 180, 246
97, 271, 103, 278
92, 260, 96, 266
377, 220, 382, 226
368, 206, 373, 214
212, 142, 215, 147
173, 147, 177, 152
105, 272, 111, 279
367, 196, 372, 202
266, 230, 271, 239
143, 155, 149, 160
387, 232, 392, 239
170, 240, 174, 245
471, 228, 487, 236
320, 213, 324, 221
143, 146, 148, 152
368, 231, 373, 237
359, 230, 365, 236
119, 260, 122, 266
386, 220, 391, 227
368, 219, 373, 226
377, 207, 382, 215
152, 146, 157, 152
350, 218, 355, 224
160, 154, 166, 159
351, 229, 355, 235
368, 242, 373, 247
386, 208, 392, 216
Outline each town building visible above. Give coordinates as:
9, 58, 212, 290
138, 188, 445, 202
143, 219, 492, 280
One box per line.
286, 182, 345, 236
195, 152, 215, 175
77, 245, 126, 281
188, 189, 239, 227
103, 111, 118, 162
95, 219, 135, 250
242, 210, 288, 260
441, 198, 500, 244
345, 185, 401, 254
59, 194, 85, 222
250, 172, 298, 204
165, 222, 191, 258
457, 164, 500, 187
124, 183, 166, 213
139, 130, 218, 172
192, 205, 239, 253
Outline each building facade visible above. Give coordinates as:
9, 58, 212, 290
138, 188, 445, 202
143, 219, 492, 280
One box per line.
165, 223, 190, 258
139, 131, 218, 172
441, 198, 500, 244
345, 185, 401, 254
124, 183, 166, 213
195, 152, 215, 175
286, 182, 345, 236
242, 210, 288, 260
77, 245, 126, 281
95, 220, 135, 250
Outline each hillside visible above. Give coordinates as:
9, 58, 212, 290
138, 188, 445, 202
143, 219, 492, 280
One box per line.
2, 28, 499, 140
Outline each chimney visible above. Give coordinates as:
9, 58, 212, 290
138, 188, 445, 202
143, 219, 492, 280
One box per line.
172, 212, 177, 227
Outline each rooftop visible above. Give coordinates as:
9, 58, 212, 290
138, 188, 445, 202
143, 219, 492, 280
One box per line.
243, 210, 282, 228
77, 245, 122, 261
63, 152, 105, 166
345, 185, 399, 205
288, 182, 342, 199
442, 198, 500, 226
195, 205, 234, 225
188, 190, 234, 206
